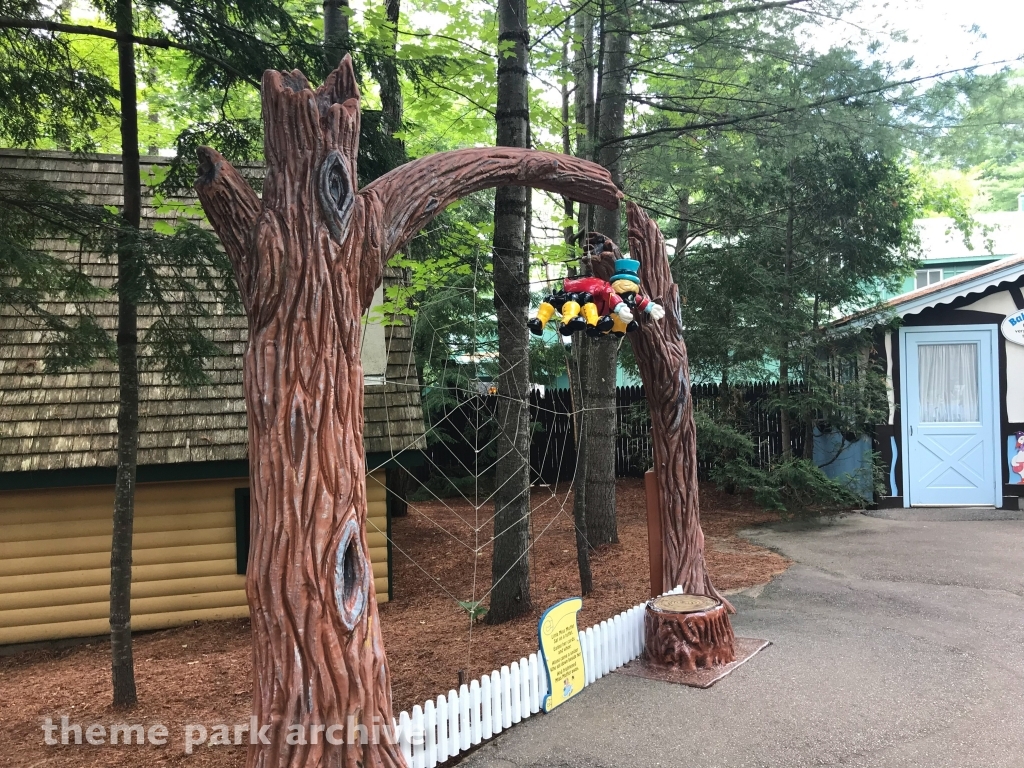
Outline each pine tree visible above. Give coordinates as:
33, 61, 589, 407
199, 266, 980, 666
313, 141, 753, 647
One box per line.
488, 0, 533, 624
0, 0, 325, 708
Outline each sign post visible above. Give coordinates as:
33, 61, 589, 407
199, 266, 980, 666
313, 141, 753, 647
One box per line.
537, 597, 586, 712
644, 469, 664, 597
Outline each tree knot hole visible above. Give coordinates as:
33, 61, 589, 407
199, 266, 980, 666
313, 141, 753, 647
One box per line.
289, 396, 307, 466
318, 150, 355, 243
334, 518, 369, 631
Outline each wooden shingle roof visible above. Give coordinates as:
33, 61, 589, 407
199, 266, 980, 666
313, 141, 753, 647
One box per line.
0, 148, 424, 474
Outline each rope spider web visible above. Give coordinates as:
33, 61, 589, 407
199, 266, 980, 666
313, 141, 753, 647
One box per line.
359, 220, 629, 677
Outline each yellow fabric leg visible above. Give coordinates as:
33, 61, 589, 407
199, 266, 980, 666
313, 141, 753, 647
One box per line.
535, 301, 556, 330
582, 302, 599, 327
560, 300, 581, 323
610, 313, 629, 334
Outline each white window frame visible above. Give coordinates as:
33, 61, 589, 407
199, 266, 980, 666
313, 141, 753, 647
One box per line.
915, 268, 943, 290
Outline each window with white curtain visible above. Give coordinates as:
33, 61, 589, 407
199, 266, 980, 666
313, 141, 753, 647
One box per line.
918, 342, 979, 422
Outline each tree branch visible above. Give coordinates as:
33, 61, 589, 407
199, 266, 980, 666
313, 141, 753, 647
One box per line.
360, 147, 622, 261
602, 61, 1019, 147
647, 0, 810, 30
0, 17, 260, 87
194, 147, 261, 312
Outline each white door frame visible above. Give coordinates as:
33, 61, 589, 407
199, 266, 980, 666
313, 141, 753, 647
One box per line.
898, 324, 1002, 508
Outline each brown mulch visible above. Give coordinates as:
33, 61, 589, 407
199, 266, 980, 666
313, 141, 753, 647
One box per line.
0, 479, 789, 767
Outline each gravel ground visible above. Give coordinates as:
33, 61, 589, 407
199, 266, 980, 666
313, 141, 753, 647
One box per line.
0, 479, 788, 768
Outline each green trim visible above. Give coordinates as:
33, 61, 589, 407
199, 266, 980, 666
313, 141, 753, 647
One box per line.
0, 459, 249, 491
899, 256, 1007, 297
916, 256, 1003, 267
0, 452, 424, 491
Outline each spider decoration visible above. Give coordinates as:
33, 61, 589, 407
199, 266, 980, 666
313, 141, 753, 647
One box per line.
528, 257, 665, 338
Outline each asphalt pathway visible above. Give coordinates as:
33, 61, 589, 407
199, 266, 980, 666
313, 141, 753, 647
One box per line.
460, 511, 1024, 768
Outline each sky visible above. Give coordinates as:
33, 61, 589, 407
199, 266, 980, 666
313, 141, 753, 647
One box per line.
348, 0, 1024, 81
813, 0, 1024, 78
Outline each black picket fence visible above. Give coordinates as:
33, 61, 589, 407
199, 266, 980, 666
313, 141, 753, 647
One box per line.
422, 382, 805, 486
689, 381, 809, 474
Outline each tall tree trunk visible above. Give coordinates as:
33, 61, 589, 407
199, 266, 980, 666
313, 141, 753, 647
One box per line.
572, 8, 595, 157
561, 35, 575, 248
566, 264, 594, 593
562, 33, 592, 595
323, 0, 350, 72
617, 203, 730, 608
569, 346, 593, 595
779, 356, 791, 460
569, 7, 596, 565
594, 0, 628, 209
195, 58, 619, 768
584, 0, 630, 547
578, 334, 618, 546
802, 293, 820, 460
378, 0, 413, 520
572, 6, 595, 234
110, 0, 139, 710
779, 190, 795, 460
675, 190, 690, 262
380, 0, 404, 139
803, 390, 815, 460
488, 0, 532, 625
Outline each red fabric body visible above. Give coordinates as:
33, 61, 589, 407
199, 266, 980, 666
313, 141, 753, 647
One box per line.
562, 276, 622, 315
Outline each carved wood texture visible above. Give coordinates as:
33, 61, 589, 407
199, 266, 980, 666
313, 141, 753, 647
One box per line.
194, 57, 620, 768
643, 600, 736, 671
621, 203, 731, 609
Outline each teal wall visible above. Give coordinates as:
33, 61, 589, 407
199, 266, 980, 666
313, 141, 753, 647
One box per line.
891, 256, 1002, 299
553, 365, 641, 390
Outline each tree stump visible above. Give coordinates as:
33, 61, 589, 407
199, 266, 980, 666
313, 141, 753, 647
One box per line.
643, 594, 736, 671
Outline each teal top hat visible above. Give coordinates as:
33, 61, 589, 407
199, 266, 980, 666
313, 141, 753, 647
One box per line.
610, 258, 641, 285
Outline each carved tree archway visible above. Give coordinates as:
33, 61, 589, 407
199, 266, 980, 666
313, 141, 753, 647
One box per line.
195, 57, 621, 768
591, 203, 730, 609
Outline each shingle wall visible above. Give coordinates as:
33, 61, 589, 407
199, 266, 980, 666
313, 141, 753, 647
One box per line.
0, 149, 424, 473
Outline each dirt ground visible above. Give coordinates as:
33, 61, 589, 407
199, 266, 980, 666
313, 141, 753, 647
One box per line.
0, 479, 789, 767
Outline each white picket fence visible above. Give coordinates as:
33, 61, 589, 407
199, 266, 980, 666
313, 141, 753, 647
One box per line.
392, 586, 684, 766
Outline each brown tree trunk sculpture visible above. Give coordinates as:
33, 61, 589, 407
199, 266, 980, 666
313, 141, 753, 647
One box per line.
643, 594, 736, 671
627, 203, 731, 609
591, 203, 731, 611
194, 57, 620, 768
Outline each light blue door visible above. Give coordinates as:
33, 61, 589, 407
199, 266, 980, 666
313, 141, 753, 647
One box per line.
901, 326, 1000, 507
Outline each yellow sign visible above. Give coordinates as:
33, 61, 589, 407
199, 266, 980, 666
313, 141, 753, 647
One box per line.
538, 597, 586, 712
